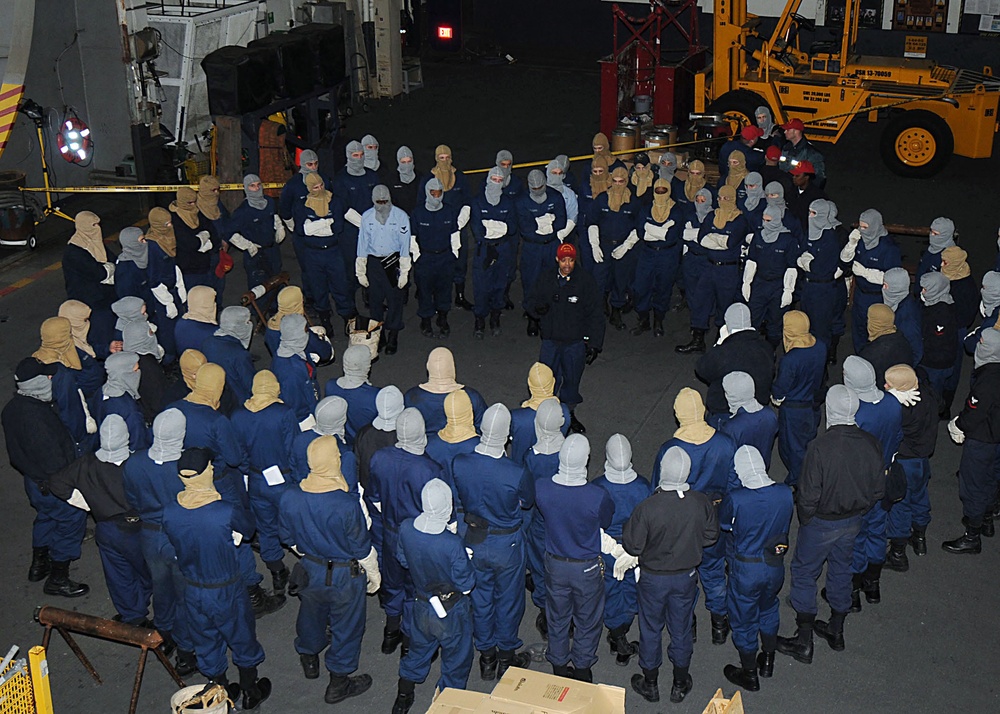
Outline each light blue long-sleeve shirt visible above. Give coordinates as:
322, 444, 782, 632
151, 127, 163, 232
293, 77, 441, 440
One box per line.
357, 206, 411, 258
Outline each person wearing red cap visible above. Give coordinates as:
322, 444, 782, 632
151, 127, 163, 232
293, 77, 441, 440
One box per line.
718, 125, 765, 185
779, 118, 826, 184
787, 160, 827, 234
527, 242, 605, 434
760, 145, 794, 198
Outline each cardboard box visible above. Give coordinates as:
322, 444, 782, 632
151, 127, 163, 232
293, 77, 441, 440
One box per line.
427, 669, 626, 714
425, 688, 488, 713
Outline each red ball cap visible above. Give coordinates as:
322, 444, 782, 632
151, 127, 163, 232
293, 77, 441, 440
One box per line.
556, 243, 577, 260
790, 160, 816, 175
781, 117, 806, 132
765, 146, 782, 160
740, 125, 764, 140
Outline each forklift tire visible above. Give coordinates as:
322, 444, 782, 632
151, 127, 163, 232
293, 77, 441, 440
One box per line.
879, 109, 953, 178
28, 234, 37, 250
708, 90, 769, 135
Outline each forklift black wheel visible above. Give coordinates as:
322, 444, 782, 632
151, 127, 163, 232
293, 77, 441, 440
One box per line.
28, 234, 37, 250
879, 109, 953, 178
708, 89, 769, 137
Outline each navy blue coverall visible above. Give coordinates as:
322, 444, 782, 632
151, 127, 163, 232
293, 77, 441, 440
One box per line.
772, 342, 827, 486
470, 193, 518, 320
515, 188, 568, 309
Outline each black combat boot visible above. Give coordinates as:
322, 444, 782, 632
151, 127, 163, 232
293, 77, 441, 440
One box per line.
490, 310, 502, 336
776, 612, 815, 664
300, 653, 319, 679
814, 610, 847, 652
454, 284, 473, 310
384, 329, 399, 355
574, 667, 593, 683
238, 666, 272, 711
209, 673, 242, 703
675, 329, 706, 354
723, 649, 761, 692
653, 311, 665, 337
324, 671, 372, 704
174, 650, 198, 677
497, 649, 532, 679
503, 286, 514, 310
942, 523, 982, 554
670, 666, 693, 703
247, 584, 285, 618
885, 539, 909, 572
757, 633, 776, 678
551, 663, 575, 679
909, 526, 928, 556
269, 563, 289, 596
606, 625, 638, 666
535, 610, 548, 640
711, 613, 730, 645
862, 563, 882, 603
569, 411, 586, 434
631, 311, 651, 336
827, 334, 840, 365
609, 306, 625, 330
631, 667, 659, 703
436, 311, 451, 337
849, 573, 863, 612
392, 679, 416, 714
316, 310, 335, 337
420, 317, 434, 337
382, 618, 403, 654
479, 647, 499, 680
43, 561, 89, 598
526, 317, 540, 337
474, 316, 486, 339
981, 511, 995, 537
28, 547, 50, 582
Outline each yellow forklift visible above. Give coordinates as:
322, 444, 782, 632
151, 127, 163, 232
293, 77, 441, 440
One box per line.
693, 0, 1000, 177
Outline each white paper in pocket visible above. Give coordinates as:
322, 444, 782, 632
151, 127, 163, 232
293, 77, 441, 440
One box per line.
263, 465, 286, 486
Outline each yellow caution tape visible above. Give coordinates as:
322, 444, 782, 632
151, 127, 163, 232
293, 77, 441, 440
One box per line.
19, 183, 286, 193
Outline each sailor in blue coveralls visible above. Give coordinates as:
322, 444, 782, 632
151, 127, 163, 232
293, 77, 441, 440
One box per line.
796, 199, 843, 350
536, 434, 615, 683
392, 479, 476, 714
883, 267, 924, 365
231, 370, 297, 597
743, 204, 801, 347
368, 408, 448, 656
418, 145, 473, 311
404, 347, 487, 432
161, 448, 272, 711
517, 169, 567, 334
471, 167, 519, 338
227, 175, 285, 302
289, 397, 359, 493
271, 314, 320, 424
200, 306, 255, 404
586, 167, 638, 330
424, 390, 480, 494
522, 398, 566, 639
720, 446, 794, 692
411, 178, 461, 338
336, 141, 381, 307
772, 311, 827, 487
141, 208, 183, 363
122, 408, 197, 674
629, 179, 685, 337
452, 404, 535, 680
843, 356, 902, 611
842, 209, 902, 352
593, 434, 651, 666
652, 388, 737, 645
90, 351, 150, 453
720, 371, 778, 470
509, 363, 570, 466
278, 435, 380, 705
324, 345, 379, 447
277, 149, 333, 312
624, 446, 718, 705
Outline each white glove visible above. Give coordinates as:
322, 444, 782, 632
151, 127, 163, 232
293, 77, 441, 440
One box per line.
683, 244, 689, 255
611, 230, 639, 260
483, 219, 508, 240
557, 219, 576, 242
682, 223, 699, 242
308, 352, 321, 364
359, 546, 381, 594
840, 231, 861, 262
600, 529, 625, 557
771, 395, 785, 407
852, 262, 884, 284
535, 213, 556, 236
229, 233, 259, 257
588, 225, 603, 263
613, 552, 639, 581
643, 221, 670, 242
282, 217, 295, 233
251, 285, 266, 299
457, 205, 471, 229
450, 231, 461, 258
101, 263, 116, 285
309, 325, 327, 338
174, 267, 187, 303
889, 387, 921, 407
446, 521, 458, 534
151, 283, 176, 318
304, 218, 335, 236
745, 232, 755, 244
345, 208, 363, 228
741, 260, 757, 302
701, 232, 729, 250
273, 214, 286, 244
848, 228, 862, 245
982, 301, 989, 318
410, 236, 421, 262
797, 251, 814, 271
196, 231, 213, 253
397, 256, 411, 289
79, 389, 97, 434
355, 256, 369, 287
948, 416, 965, 444
781, 267, 797, 308
164, 302, 178, 319
834, 267, 844, 280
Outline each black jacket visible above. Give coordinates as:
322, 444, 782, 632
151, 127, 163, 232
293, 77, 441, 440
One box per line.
696, 330, 775, 415
528, 268, 606, 351
2, 393, 78, 485
897, 379, 938, 459
63, 244, 116, 311
957, 363, 1000, 443
920, 302, 958, 370
797, 425, 884, 524
859, 331, 914, 387
354, 424, 397, 490
787, 183, 826, 235
951, 275, 979, 330
623, 489, 718, 574
49, 453, 131, 522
